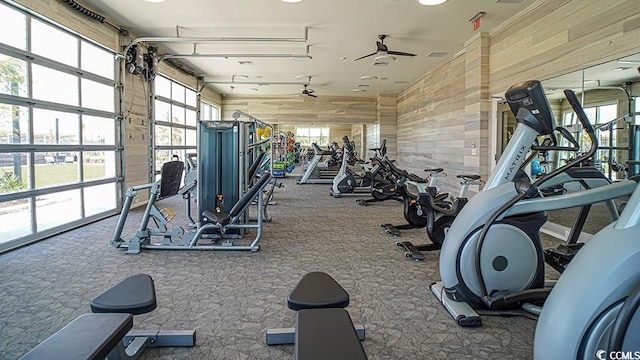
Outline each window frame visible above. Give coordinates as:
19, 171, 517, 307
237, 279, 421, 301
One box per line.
0, 2, 121, 253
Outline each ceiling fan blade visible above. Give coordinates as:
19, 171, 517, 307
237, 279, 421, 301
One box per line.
307, 93, 318, 98
387, 51, 416, 57
354, 52, 378, 61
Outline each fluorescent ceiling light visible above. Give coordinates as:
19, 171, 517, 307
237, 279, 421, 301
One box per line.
352, 89, 366, 92
360, 76, 377, 80
418, 0, 447, 5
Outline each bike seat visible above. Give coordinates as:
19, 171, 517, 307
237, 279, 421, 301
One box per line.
425, 168, 444, 173
456, 174, 481, 181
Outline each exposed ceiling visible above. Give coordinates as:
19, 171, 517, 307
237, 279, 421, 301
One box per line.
80, 0, 535, 96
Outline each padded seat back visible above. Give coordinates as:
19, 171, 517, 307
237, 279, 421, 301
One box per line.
159, 161, 185, 199
228, 172, 272, 217
247, 152, 267, 187
287, 272, 350, 310
91, 274, 157, 315
20, 313, 133, 360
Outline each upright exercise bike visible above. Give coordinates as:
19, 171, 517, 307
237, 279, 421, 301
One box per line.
430, 80, 638, 327
396, 173, 484, 260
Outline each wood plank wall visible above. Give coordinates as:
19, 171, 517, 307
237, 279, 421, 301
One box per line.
377, 93, 398, 159
464, 33, 491, 182
396, 55, 467, 192
221, 95, 377, 125
489, 0, 640, 95
395, 0, 640, 192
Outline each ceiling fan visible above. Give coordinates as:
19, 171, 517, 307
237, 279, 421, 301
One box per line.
354, 34, 416, 61
301, 83, 317, 97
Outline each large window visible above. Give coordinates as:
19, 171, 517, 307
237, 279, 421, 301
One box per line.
200, 101, 220, 121
295, 127, 330, 147
562, 103, 625, 180
153, 75, 197, 175
0, 3, 119, 252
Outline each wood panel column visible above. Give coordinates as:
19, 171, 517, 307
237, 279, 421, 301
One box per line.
377, 93, 398, 159
464, 32, 490, 179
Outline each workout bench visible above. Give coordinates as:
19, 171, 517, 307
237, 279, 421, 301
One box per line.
20, 274, 195, 360
267, 272, 368, 360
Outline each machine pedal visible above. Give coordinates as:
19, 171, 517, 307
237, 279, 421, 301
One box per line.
159, 208, 175, 221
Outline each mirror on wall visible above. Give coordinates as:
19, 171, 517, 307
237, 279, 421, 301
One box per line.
540, 54, 640, 181
541, 54, 640, 238
492, 53, 640, 241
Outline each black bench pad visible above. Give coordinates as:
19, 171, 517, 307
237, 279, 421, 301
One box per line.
202, 209, 231, 226
91, 274, 157, 315
294, 308, 367, 360
20, 313, 133, 360
288, 272, 349, 310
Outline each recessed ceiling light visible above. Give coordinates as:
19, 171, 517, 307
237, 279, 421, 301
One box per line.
352, 89, 367, 92
281, 0, 303, 2
418, 0, 447, 5
360, 76, 378, 80
144, 0, 166, 3
340, 56, 347, 60
427, 51, 448, 58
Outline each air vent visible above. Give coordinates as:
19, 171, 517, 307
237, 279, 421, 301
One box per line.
238, 60, 254, 66
495, 0, 524, 3
427, 52, 448, 58
394, 80, 408, 84
373, 62, 389, 67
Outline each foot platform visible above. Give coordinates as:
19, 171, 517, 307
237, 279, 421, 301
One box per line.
381, 223, 401, 237
396, 241, 424, 261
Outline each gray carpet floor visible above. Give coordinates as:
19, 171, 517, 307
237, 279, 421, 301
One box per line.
0, 172, 618, 359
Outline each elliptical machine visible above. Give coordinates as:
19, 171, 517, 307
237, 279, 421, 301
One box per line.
430, 81, 638, 327
534, 176, 640, 359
